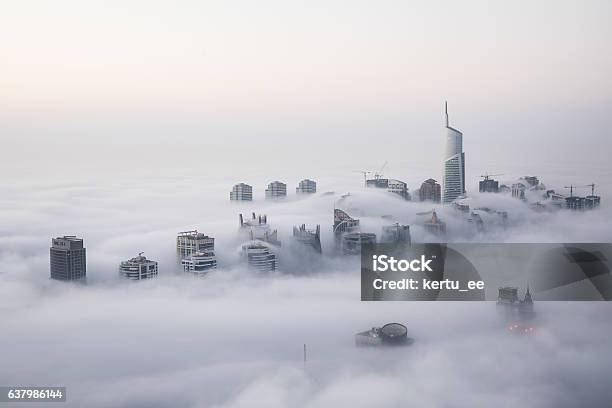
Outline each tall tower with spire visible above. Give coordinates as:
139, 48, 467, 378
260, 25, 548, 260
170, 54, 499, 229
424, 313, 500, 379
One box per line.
442, 101, 465, 204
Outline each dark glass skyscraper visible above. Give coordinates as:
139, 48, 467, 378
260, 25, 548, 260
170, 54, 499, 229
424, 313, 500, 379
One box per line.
50, 236, 86, 281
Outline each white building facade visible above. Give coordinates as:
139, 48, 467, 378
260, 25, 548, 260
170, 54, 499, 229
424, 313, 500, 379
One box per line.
176, 230, 215, 258
241, 242, 277, 272
119, 253, 158, 280
182, 250, 217, 276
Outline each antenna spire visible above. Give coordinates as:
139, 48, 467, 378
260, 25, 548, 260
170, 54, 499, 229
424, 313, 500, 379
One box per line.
444, 101, 449, 127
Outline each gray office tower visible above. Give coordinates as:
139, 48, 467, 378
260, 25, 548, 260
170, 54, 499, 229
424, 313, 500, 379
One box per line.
230, 183, 253, 201
296, 179, 317, 194
418, 179, 441, 203
265, 181, 287, 199
50, 236, 86, 281
443, 102, 465, 203
479, 176, 499, 193
177, 230, 215, 258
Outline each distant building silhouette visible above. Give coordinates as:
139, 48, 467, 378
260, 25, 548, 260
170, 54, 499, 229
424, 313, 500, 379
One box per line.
239, 213, 281, 246
182, 250, 217, 276
119, 253, 158, 280
341, 232, 376, 255
333, 208, 360, 243
293, 224, 322, 253
366, 178, 411, 200
418, 179, 441, 203
479, 178, 499, 193
177, 230, 215, 258
241, 242, 277, 272
296, 179, 317, 194
265, 181, 287, 199
230, 183, 253, 201
50, 236, 86, 281
423, 211, 447, 236
381, 224, 411, 245
443, 102, 465, 203
512, 183, 526, 200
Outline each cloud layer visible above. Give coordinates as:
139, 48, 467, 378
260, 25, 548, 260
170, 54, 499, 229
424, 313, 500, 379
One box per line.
1, 176, 612, 407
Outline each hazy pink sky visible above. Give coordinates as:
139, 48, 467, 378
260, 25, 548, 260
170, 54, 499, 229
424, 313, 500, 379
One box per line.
1, 1, 611, 187
2, 0, 610, 115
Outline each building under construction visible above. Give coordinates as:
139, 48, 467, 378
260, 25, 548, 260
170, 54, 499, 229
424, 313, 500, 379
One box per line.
366, 177, 411, 200
479, 176, 500, 193
239, 213, 281, 246
355, 323, 414, 347
176, 230, 215, 258
292, 224, 322, 253
564, 185, 601, 210
418, 179, 441, 203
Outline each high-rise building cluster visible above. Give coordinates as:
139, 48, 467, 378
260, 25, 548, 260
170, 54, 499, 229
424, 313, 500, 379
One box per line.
48, 102, 603, 281
230, 179, 317, 201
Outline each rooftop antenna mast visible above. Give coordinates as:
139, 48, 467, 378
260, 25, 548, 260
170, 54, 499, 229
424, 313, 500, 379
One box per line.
445, 100, 449, 127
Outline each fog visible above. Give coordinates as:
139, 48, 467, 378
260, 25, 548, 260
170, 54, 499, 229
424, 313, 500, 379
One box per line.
1, 174, 612, 407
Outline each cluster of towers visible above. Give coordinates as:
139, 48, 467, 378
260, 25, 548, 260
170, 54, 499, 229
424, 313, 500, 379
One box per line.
230, 179, 316, 201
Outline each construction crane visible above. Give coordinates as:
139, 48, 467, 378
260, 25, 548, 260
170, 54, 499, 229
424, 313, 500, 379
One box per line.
352, 170, 370, 187
583, 183, 597, 197
564, 185, 576, 197
480, 173, 504, 181
374, 161, 388, 180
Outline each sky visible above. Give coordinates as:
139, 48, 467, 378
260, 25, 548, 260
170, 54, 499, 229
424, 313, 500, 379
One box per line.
1, 0, 612, 186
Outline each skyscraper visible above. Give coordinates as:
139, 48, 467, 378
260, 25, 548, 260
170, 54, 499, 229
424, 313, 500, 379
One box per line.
182, 250, 217, 276
176, 230, 215, 258
119, 253, 158, 280
442, 102, 465, 204
296, 179, 317, 194
265, 181, 287, 199
230, 183, 253, 201
241, 242, 277, 272
50, 236, 86, 281
418, 179, 441, 203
